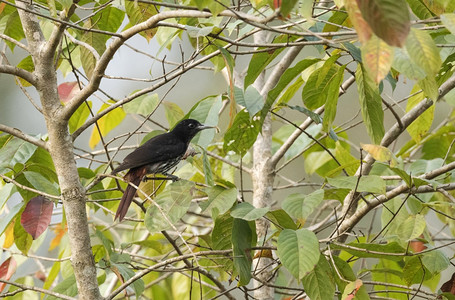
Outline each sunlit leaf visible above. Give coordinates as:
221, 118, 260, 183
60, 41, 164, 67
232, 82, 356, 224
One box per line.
392, 47, 426, 80
327, 175, 386, 194
20, 196, 53, 239
406, 85, 434, 143
342, 279, 364, 300
163, 101, 185, 127
441, 14, 455, 35
14, 215, 33, 254
277, 228, 320, 280
361, 143, 398, 167
16, 55, 34, 87
123, 93, 159, 116
89, 100, 126, 149
3, 220, 14, 248
69, 101, 92, 134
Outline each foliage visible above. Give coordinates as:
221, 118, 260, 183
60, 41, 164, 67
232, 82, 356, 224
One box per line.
1, 0, 455, 299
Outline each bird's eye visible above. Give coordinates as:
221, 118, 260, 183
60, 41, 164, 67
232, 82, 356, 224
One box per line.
189, 123, 195, 128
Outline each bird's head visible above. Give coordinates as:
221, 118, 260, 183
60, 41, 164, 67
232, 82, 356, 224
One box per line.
171, 119, 216, 141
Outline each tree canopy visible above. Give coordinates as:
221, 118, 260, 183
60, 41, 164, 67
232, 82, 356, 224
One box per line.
1, 0, 455, 299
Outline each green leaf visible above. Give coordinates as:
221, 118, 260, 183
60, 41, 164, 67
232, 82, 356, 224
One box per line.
200, 185, 237, 218
113, 264, 145, 297
358, 0, 410, 47
95, 6, 125, 34
223, 109, 260, 155
23, 171, 59, 196
232, 218, 253, 286
201, 148, 214, 186
280, 0, 298, 16
331, 242, 405, 261
405, 27, 442, 76
0, 183, 17, 211
185, 95, 222, 148
125, 1, 158, 41
14, 216, 33, 255
260, 58, 319, 122
47, 274, 78, 300
123, 93, 159, 116
406, 0, 434, 20
234, 85, 264, 117
422, 249, 449, 274
301, 256, 336, 300
69, 101, 92, 134
144, 180, 195, 233
277, 228, 320, 280
361, 34, 394, 83
322, 65, 345, 132
327, 175, 386, 194
230, 202, 269, 221
0, 203, 23, 236
403, 256, 430, 286
406, 85, 434, 143
89, 100, 126, 149
282, 190, 324, 221
392, 47, 426, 80
0, 137, 38, 170
244, 35, 289, 88
3, 12, 25, 51
212, 213, 234, 250
301, 54, 340, 109
397, 214, 426, 241
265, 209, 297, 230
441, 14, 455, 35
16, 55, 35, 86
163, 101, 185, 127
356, 65, 385, 144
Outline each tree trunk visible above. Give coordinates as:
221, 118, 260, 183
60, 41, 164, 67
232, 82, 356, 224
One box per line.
17, 3, 102, 299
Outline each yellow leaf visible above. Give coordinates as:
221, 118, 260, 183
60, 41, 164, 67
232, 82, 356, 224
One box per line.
89, 101, 126, 149
345, 0, 372, 44
3, 220, 15, 248
49, 223, 67, 251
361, 143, 398, 167
361, 34, 394, 84
406, 85, 434, 143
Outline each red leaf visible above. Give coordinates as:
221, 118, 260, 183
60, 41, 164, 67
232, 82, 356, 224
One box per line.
57, 82, 79, 103
21, 196, 53, 239
0, 257, 17, 292
356, 0, 410, 47
441, 272, 455, 295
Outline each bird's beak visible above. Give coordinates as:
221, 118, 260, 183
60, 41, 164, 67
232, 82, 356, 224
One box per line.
198, 124, 219, 133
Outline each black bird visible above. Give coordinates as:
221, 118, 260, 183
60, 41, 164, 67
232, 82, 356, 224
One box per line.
112, 119, 214, 221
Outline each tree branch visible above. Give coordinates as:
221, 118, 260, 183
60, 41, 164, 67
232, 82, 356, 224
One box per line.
0, 64, 37, 87
0, 124, 48, 150
0, 278, 76, 300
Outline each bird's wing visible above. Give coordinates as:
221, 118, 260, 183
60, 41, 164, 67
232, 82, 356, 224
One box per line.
114, 133, 187, 172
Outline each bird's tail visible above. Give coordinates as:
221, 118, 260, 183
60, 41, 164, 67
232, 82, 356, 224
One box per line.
115, 176, 142, 221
